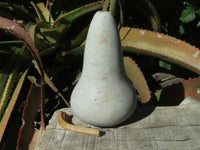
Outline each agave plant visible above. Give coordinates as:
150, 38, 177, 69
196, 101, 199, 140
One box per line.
0, 0, 200, 149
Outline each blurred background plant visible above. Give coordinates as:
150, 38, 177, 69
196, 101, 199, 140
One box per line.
0, 0, 200, 149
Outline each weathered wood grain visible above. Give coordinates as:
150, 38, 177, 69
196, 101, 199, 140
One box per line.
36, 97, 200, 150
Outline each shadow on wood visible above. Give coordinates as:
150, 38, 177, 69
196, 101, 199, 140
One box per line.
115, 106, 156, 128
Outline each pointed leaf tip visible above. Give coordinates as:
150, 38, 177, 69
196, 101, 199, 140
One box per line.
124, 57, 151, 103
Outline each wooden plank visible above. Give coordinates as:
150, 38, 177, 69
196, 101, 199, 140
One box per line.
36, 97, 200, 150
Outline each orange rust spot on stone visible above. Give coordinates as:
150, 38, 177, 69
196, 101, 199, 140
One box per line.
95, 99, 111, 106
95, 97, 115, 106
97, 32, 108, 44
100, 36, 108, 44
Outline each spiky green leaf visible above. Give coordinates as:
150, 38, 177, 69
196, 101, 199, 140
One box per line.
31, 2, 54, 24
0, 70, 28, 142
120, 27, 200, 74
53, 1, 103, 28
124, 57, 151, 103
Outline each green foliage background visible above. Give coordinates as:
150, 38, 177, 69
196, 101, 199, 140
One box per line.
0, 0, 200, 149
